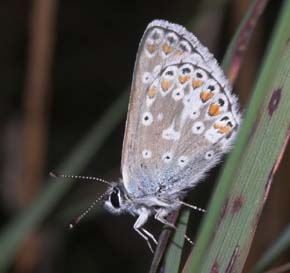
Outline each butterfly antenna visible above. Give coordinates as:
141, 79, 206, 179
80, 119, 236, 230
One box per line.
184, 234, 194, 245
49, 171, 113, 186
179, 200, 206, 213
69, 192, 108, 229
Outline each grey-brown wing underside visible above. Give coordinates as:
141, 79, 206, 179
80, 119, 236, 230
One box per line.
121, 20, 240, 197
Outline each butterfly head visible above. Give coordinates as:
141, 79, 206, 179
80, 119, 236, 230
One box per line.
104, 183, 131, 215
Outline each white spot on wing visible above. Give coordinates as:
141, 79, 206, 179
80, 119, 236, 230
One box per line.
162, 122, 180, 141
172, 88, 184, 101
142, 72, 152, 84
153, 65, 162, 75
205, 128, 222, 143
189, 109, 200, 120
146, 96, 155, 108
188, 53, 203, 65
142, 112, 153, 126
142, 149, 152, 159
180, 89, 202, 126
146, 20, 240, 130
162, 151, 173, 163
220, 130, 237, 151
205, 150, 214, 160
177, 155, 188, 167
157, 113, 164, 121
192, 121, 205, 134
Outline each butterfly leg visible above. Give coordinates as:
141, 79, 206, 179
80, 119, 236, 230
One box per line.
155, 209, 194, 245
142, 228, 158, 245
154, 209, 177, 229
133, 211, 155, 252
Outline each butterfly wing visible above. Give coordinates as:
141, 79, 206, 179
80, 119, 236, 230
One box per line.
121, 20, 241, 198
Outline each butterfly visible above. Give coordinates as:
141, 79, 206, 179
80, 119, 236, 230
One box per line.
56, 19, 241, 252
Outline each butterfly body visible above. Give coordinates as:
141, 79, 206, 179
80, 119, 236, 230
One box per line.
102, 20, 241, 250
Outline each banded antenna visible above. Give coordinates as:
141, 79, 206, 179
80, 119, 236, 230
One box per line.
49, 171, 113, 186
49, 171, 112, 228
179, 200, 206, 213
69, 192, 108, 229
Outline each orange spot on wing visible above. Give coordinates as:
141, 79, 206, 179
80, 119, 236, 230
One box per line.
175, 50, 184, 57
200, 91, 214, 102
209, 103, 221, 116
214, 123, 231, 134
147, 44, 157, 54
221, 126, 230, 134
178, 75, 190, 84
192, 79, 204, 89
148, 86, 156, 98
162, 43, 173, 54
161, 79, 172, 91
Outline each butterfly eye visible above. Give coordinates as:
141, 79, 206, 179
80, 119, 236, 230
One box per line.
110, 188, 120, 209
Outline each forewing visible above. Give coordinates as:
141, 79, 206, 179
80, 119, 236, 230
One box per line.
121, 20, 241, 197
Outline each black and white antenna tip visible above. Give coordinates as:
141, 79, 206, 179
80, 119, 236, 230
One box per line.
49, 171, 59, 178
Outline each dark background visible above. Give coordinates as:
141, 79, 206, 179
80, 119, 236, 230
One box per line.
0, 1, 289, 273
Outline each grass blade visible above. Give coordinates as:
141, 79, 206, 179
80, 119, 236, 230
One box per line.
0, 90, 129, 272
222, 0, 269, 82
183, 0, 290, 272
162, 0, 269, 271
163, 209, 190, 273
251, 221, 290, 273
